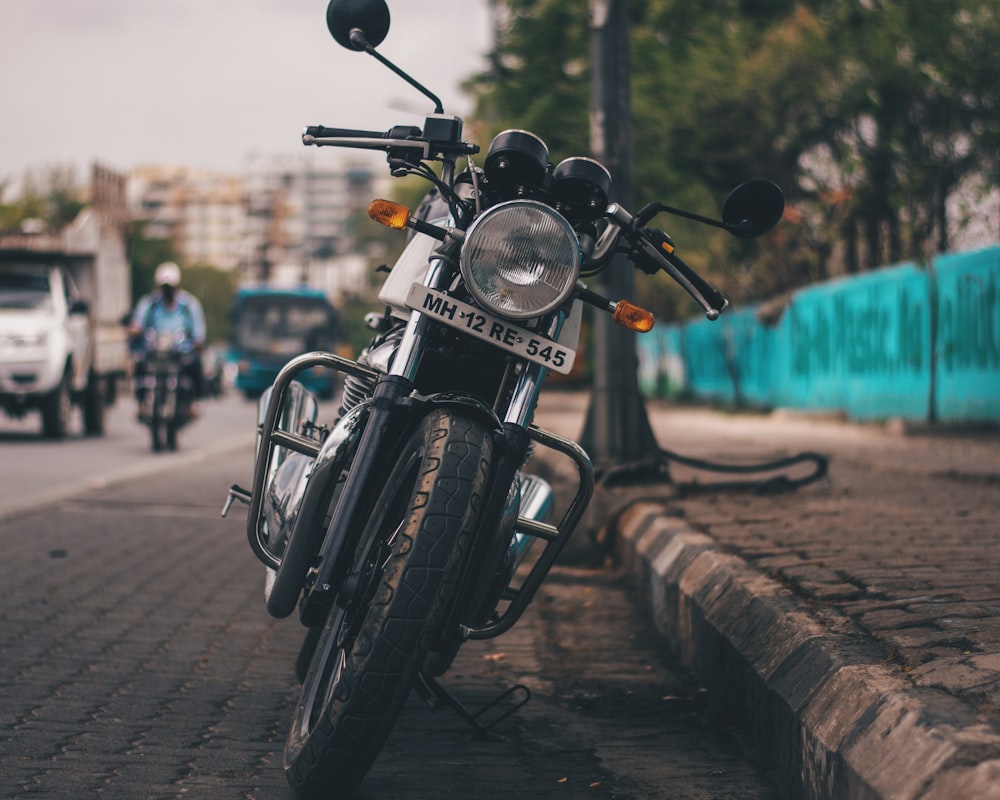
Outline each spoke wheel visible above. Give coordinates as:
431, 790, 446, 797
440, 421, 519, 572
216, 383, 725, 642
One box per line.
284, 410, 492, 799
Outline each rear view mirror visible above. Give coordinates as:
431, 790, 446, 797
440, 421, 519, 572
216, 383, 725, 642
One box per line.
326, 0, 390, 50
722, 180, 785, 239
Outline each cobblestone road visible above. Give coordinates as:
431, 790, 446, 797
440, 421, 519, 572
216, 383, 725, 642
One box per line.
645, 406, 1000, 726
0, 435, 781, 799
534, 393, 1000, 797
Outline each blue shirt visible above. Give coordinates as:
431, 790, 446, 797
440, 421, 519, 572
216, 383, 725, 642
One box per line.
132, 289, 206, 346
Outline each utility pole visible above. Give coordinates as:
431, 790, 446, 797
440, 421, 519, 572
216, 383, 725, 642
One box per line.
580, 0, 661, 472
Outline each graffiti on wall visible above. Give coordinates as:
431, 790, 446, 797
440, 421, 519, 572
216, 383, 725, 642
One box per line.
938, 268, 1000, 373
637, 245, 1000, 423
789, 284, 927, 379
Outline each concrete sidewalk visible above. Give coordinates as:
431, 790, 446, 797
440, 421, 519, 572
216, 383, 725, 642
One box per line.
533, 392, 1000, 800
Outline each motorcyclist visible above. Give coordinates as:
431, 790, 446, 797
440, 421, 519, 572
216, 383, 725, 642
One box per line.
129, 261, 207, 416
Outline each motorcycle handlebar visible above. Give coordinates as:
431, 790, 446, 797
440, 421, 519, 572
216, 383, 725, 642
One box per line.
653, 240, 729, 319
604, 204, 729, 320
632, 228, 729, 319
302, 123, 477, 156
302, 123, 427, 153
303, 125, 392, 139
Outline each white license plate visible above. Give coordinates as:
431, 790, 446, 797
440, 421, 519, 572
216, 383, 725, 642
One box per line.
405, 284, 576, 375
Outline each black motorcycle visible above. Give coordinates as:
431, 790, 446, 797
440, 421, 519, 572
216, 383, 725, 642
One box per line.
222, 1, 784, 796
135, 330, 195, 452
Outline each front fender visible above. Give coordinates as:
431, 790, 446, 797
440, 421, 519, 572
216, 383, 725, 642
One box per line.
262, 399, 369, 559
414, 391, 504, 434
263, 399, 371, 618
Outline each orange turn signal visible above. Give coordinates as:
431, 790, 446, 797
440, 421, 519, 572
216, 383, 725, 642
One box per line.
613, 301, 655, 333
368, 199, 410, 230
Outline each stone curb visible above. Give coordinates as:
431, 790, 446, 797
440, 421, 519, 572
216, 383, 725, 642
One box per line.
614, 501, 1000, 800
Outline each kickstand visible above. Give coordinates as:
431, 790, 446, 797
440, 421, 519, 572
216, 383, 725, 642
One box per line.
414, 672, 530, 741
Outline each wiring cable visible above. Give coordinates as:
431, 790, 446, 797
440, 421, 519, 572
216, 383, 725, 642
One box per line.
598, 447, 830, 496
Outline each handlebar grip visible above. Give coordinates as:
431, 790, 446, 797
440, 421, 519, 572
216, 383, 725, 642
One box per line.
665, 250, 728, 314
639, 229, 728, 319
304, 125, 388, 139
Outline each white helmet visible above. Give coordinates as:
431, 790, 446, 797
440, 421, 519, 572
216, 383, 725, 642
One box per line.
154, 261, 181, 287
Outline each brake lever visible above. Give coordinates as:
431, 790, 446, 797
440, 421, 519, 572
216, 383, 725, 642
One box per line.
637, 230, 728, 320
600, 204, 728, 319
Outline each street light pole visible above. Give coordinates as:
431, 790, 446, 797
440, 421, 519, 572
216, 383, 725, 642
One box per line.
580, 0, 661, 472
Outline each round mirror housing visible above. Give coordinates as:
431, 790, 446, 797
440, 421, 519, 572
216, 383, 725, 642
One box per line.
326, 0, 390, 50
722, 180, 784, 239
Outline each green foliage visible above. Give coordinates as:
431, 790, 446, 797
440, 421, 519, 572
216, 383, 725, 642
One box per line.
182, 264, 239, 345
474, 0, 1000, 316
0, 165, 86, 233
127, 224, 178, 303
466, 0, 592, 159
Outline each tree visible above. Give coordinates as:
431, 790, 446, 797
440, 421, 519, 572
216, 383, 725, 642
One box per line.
0, 165, 86, 234
825, 0, 1000, 264
466, 0, 592, 157
637, 0, 1000, 285
472, 0, 1000, 314
183, 264, 239, 345
580, 0, 660, 468
126, 223, 179, 304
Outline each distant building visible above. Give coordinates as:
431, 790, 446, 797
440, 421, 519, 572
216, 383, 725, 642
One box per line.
127, 156, 378, 299
127, 164, 244, 270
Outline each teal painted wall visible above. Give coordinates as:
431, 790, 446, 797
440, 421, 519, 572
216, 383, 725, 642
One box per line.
636, 244, 1000, 423
934, 247, 1000, 420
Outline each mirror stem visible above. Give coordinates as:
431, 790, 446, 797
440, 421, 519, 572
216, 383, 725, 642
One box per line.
349, 28, 444, 114
635, 202, 728, 232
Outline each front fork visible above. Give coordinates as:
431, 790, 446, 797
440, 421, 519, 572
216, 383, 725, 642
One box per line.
296, 250, 458, 626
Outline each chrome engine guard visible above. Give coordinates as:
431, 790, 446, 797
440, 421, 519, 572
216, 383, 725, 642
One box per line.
247, 351, 378, 570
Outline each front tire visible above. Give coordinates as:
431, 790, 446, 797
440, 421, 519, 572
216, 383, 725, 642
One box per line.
165, 421, 178, 451
284, 410, 492, 799
83, 372, 106, 436
150, 384, 165, 452
41, 370, 72, 439
295, 625, 322, 684
150, 421, 165, 452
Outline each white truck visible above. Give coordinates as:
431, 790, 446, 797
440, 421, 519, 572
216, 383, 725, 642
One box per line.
0, 165, 132, 438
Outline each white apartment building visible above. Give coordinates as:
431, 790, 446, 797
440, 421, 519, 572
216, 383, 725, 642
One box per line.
128, 164, 245, 271
127, 156, 378, 298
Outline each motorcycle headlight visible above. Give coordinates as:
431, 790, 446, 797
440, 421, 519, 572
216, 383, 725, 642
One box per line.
460, 200, 580, 321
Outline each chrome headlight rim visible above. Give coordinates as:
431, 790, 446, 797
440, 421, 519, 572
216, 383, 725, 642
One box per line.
459, 199, 581, 321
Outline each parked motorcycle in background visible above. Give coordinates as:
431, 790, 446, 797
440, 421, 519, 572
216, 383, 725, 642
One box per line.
135, 329, 196, 452
222, 1, 784, 797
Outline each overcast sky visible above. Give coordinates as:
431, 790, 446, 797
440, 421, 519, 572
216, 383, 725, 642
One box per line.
0, 0, 492, 187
